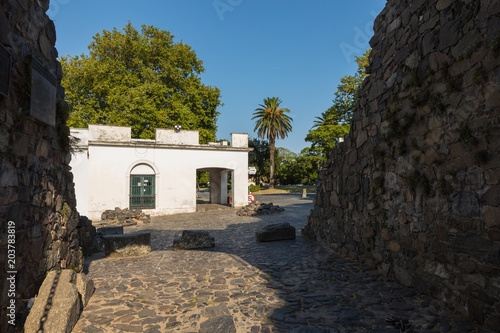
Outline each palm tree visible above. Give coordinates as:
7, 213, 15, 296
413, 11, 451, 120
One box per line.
252, 97, 293, 188
312, 113, 338, 128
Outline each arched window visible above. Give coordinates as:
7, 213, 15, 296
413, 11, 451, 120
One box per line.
130, 164, 155, 209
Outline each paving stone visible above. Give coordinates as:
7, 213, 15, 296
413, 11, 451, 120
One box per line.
71, 194, 492, 333
290, 327, 331, 333
199, 315, 236, 333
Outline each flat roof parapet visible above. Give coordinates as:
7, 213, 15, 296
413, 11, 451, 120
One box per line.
155, 129, 199, 145
70, 125, 249, 149
89, 124, 131, 142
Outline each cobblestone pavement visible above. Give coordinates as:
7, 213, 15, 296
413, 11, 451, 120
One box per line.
73, 194, 492, 333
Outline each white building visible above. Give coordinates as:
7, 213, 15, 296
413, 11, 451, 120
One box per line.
70, 124, 251, 221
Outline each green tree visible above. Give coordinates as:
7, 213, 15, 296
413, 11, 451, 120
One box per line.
276, 147, 323, 185
274, 147, 297, 185
305, 49, 371, 158
61, 22, 222, 143
248, 138, 270, 186
252, 97, 293, 188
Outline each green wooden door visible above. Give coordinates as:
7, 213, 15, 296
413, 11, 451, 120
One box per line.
130, 175, 155, 209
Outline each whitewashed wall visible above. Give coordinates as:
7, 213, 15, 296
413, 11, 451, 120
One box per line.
70, 125, 250, 221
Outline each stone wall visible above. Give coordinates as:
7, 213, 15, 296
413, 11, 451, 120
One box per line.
304, 0, 500, 329
0, 0, 96, 330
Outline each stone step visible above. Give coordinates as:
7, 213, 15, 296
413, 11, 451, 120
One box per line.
104, 232, 151, 257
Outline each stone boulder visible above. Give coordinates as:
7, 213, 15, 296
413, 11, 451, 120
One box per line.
25, 269, 94, 333
173, 230, 215, 250
104, 232, 151, 257
236, 201, 285, 216
256, 223, 296, 242
96, 207, 151, 227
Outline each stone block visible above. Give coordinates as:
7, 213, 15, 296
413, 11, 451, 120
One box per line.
173, 230, 215, 250
256, 223, 296, 242
452, 231, 500, 265
484, 206, 500, 227
104, 232, 151, 257
451, 191, 480, 217
76, 273, 95, 307
97, 226, 124, 236
25, 270, 81, 333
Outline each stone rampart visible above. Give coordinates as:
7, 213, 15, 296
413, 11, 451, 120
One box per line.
0, 0, 96, 330
303, 0, 500, 328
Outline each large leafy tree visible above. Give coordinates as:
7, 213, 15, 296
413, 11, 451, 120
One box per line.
252, 97, 293, 188
275, 147, 323, 185
62, 22, 222, 142
305, 49, 371, 158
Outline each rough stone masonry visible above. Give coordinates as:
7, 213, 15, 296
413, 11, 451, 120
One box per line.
303, 0, 500, 329
0, 0, 96, 330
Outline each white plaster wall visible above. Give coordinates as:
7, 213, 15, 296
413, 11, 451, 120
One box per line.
79, 145, 248, 220
69, 128, 90, 217
156, 129, 199, 145
70, 126, 250, 220
70, 149, 89, 217
231, 133, 249, 147
89, 124, 131, 142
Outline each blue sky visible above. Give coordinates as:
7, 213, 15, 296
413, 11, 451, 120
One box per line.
48, 0, 387, 153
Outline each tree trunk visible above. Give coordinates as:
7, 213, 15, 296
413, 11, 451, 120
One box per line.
269, 136, 275, 189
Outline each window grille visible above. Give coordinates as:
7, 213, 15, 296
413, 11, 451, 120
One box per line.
130, 175, 155, 209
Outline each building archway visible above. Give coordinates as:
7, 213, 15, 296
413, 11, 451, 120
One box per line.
197, 167, 233, 207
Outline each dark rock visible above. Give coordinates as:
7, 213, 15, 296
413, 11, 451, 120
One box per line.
482, 186, 500, 206
451, 191, 480, 217
100, 207, 150, 226
256, 223, 296, 242
452, 231, 500, 264
290, 327, 331, 333
201, 304, 230, 318
173, 230, 215, 250
199, 315, 236, 333
467, 299, 484, 324
97, 226, 124, 236
104, 232, 151, 257
438, 20, 461, 51
237, 202, 285, 216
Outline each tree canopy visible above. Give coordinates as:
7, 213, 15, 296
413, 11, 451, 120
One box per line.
62, 22, 222, 143
252, 97, 293, 188
305, 49, 371, 158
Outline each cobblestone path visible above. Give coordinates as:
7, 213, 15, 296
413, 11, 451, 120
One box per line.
72, 194, 492, 333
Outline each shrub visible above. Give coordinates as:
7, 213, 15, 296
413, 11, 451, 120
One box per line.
249, 184, 260, 192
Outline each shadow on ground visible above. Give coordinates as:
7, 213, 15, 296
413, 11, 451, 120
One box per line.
77, 194, 490, 333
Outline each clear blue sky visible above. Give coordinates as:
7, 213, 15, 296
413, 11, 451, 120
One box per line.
48, 0, 387, 153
